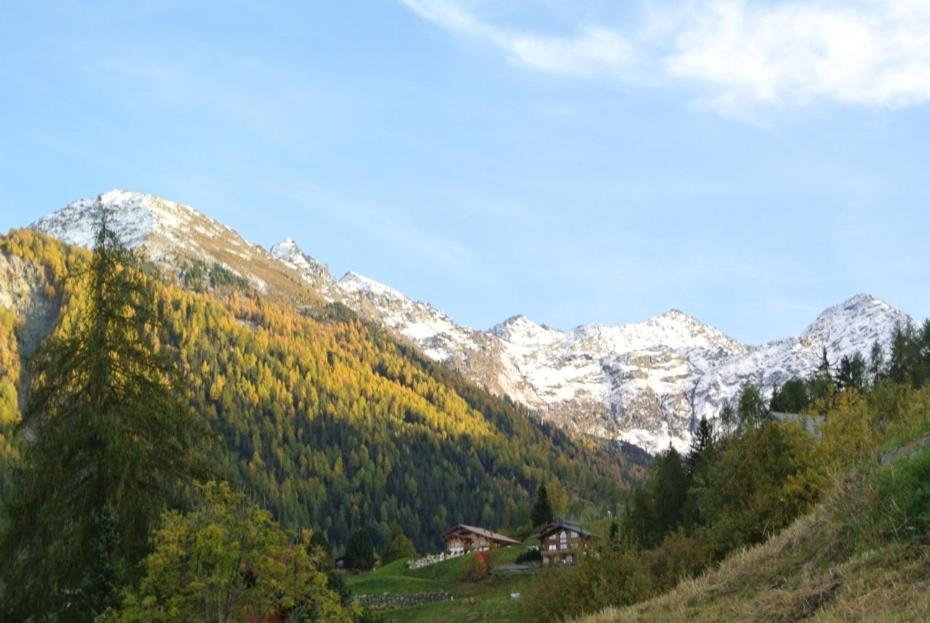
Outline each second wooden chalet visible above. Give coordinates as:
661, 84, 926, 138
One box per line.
441, 524, 520, 555
539, 521, 597, 565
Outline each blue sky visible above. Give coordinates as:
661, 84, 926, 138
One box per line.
1, 0, 929, 344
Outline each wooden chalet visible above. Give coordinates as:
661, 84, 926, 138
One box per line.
441, 524, 519, 555
539, 521, 597, 566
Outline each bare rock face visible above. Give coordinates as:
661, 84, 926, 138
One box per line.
30, 191, 914, 454
0, 253, 58, 357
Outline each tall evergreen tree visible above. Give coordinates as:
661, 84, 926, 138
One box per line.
0, 208, 206, 621
686, 417, 714, 477
652, 447, 689, 537
345, 529, 375, 571
623, 485, 655, 548
809, 347, 837, 406
868, 340, 886, 383
735, 383, 768, 433
769, 378, 810, 414
837, 353, 867, 392
531, 482, 554, 527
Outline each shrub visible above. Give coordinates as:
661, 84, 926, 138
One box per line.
642, 530, 709, 592
837, 443, 930, 549
381, 533, 416, 564
522, 544, 652, 622
691, 422, 825, 559
464, 551, 491, 582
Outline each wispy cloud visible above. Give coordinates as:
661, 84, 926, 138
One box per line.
400, 0, 633, 77
400, 0, 930, 112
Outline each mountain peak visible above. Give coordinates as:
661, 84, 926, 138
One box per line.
31, 190, 232, 255
490, 314, 565, 346
801, 293, 908, 352
808, 293, 899, 328
339, 271, 404, 299
270, 238, 302, 260
651, 308, 702, 325
269, 238, 338, 300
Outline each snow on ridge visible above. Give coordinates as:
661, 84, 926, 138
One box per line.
489, 314, 566, 347
338, 271, 406, 299
27, 191, 917, 455
33, 190, 156, 249
31, 189, 256, 259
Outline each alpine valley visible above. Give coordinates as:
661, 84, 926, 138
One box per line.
27, 191, 912, 456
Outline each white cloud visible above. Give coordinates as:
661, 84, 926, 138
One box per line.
667, 0, 930, 110
400, 0, 930, 111
400, 0, 632, 77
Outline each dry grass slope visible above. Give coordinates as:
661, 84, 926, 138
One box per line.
578, 504, 930, 623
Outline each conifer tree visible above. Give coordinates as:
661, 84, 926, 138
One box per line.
869, 340, 886, 383
769, 377, 810, 414
652, 447, 688, 536
0, 208, 206, 621
531, 482, 554, 527
837, 353, 867, 392
686, 417, 714, 477
732, 383, 768, 433
345, 529, 376, 571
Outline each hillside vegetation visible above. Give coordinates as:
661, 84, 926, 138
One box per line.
348, 543, 539, 622
520, 329, 930, 622
0, 229, 630, 554
578, 432, 930, 622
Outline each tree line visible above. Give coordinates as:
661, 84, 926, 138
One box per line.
0, 221, 632, 621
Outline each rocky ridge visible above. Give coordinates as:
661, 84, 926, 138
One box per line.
25, 191, 914, 453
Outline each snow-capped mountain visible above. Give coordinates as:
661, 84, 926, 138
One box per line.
28, 191, 915, 453
693, 294, 911, 418
270, 238, 341, 301
270, 239, 911, 454
32, 190, 323, 304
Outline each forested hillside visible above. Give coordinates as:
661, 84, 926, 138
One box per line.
0, 229, 630, 552
520, 321, 930, 623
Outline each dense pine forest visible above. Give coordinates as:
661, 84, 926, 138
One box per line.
0, 228, 630, 556
4, 222, 927, 622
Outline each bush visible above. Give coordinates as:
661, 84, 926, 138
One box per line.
98, 482, 357, 622
642, 530, 708, 592
464, 551, 491, 582
836, 443, 930, 549
522, 544, 652, 622
381, 533, 416, 565
691, 422, 825, 559
345, 529, 376, 571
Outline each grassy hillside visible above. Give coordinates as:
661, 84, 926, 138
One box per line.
578, 434, 930, 623
0, 229, 633, 552
348, 544, 539, 622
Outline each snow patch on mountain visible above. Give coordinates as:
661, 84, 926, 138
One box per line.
29, 191, 915, 455
339, 271, 481, 362
32, 190, 303, 297
270, 238, 340, 300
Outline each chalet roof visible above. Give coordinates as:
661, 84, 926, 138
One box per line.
539, 521, 598, 540
441, 523, 520, 545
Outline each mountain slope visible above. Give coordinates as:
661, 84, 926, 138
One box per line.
30, 191, 915, 454
33, 190, 322, 305
270, 236, 910, 453
0, 228, 629, 551
577, 433, 930, 623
